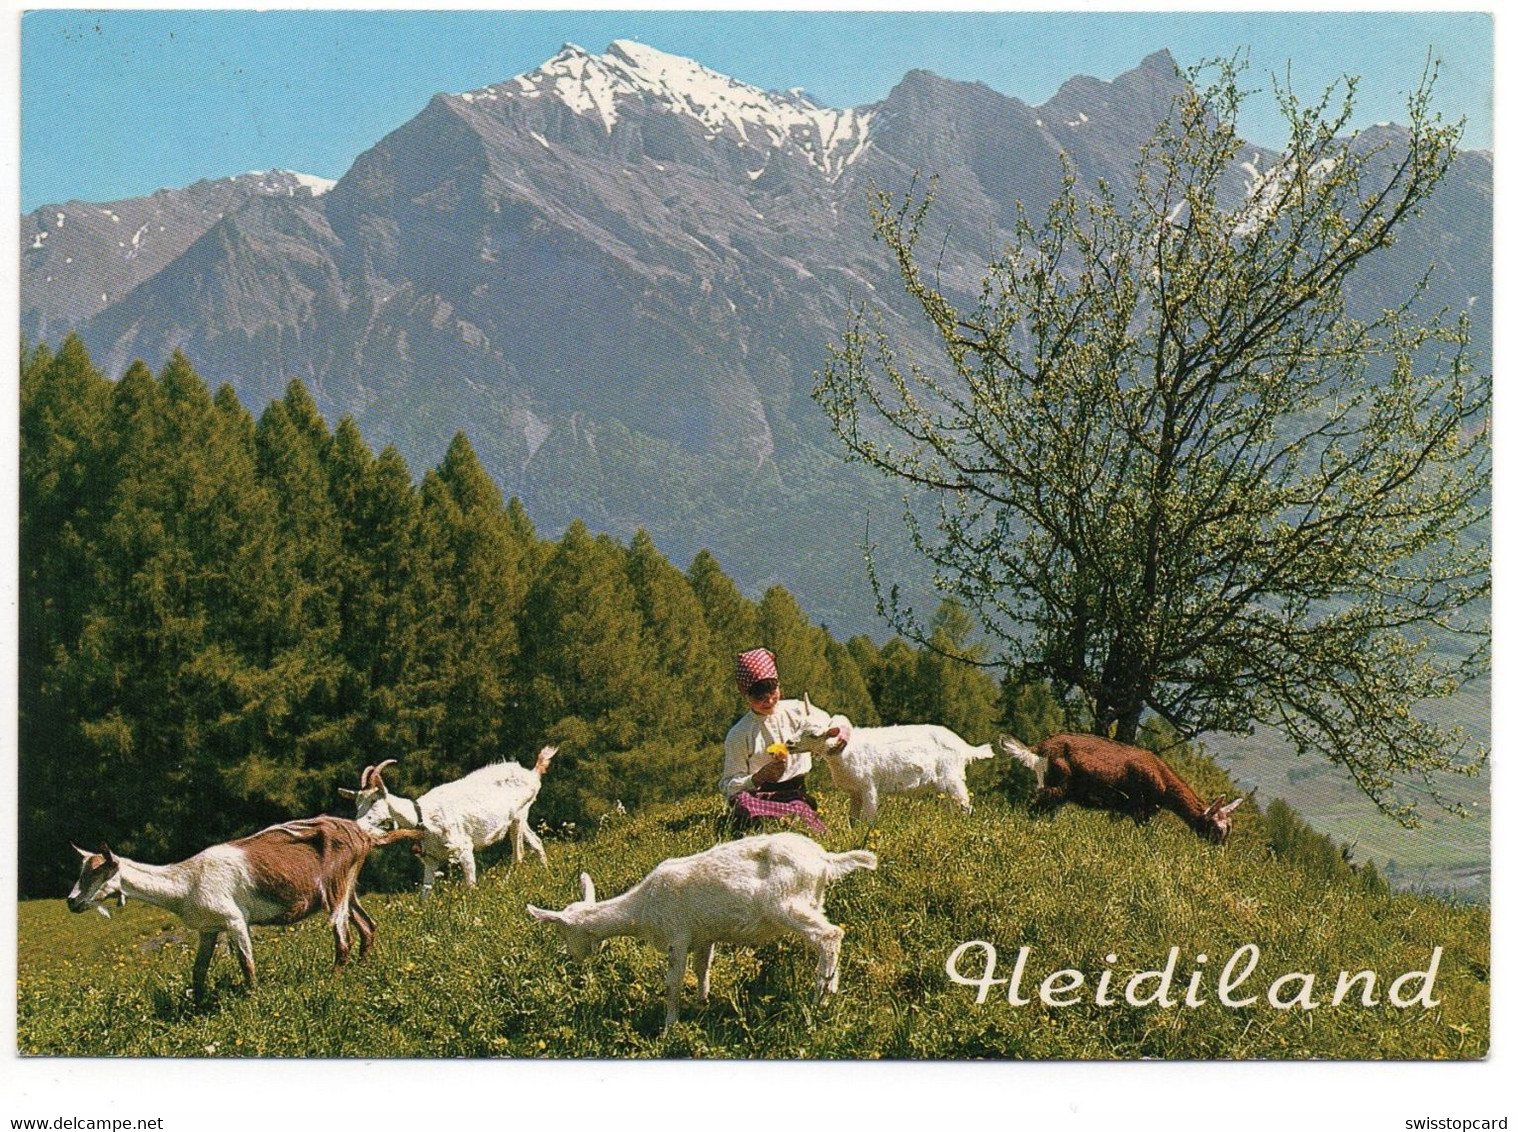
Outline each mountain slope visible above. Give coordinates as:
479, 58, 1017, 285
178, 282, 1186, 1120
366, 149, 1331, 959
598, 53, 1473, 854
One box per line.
20, 169, 335, 344
17, 787, 1489, 1058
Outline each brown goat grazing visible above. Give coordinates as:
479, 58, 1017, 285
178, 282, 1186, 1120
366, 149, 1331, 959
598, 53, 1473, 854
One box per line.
999, 733, 1243, 843
67, 816, 424, 997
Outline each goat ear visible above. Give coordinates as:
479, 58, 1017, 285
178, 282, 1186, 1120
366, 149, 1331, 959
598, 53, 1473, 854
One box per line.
338, 787, 356, 799
579, 872, 596, 904
526, 905, 563, 924
70, 842, 92, 860
1219, 797, 1244, 817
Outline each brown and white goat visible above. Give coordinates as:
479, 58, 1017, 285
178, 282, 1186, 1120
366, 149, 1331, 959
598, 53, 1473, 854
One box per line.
999, 733, 1243, 844
66, 816, 423, 998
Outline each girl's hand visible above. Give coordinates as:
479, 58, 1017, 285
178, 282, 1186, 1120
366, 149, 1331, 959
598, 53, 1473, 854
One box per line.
753, 753, 787, 785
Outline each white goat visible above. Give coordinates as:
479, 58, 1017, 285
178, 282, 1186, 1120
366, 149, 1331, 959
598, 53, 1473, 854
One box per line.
340, 746, 557, 893
787, 695, 995, 823
527, 831, 877, 1030
65, 817, 423, 998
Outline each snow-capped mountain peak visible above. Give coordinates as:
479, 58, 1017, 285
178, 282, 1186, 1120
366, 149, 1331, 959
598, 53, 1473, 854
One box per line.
463, 40, 873, 178
240, 169, 337, 197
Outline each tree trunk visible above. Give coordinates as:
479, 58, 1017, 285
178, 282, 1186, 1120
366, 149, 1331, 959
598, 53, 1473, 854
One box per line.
1113, 709, 1142, 745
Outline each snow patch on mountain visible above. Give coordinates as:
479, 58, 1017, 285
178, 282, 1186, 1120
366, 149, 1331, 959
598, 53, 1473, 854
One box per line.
469, 39, 873, 178
242, 169, 337, 197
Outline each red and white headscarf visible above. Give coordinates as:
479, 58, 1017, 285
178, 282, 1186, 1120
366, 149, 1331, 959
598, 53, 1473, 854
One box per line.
734, 648, 779, 694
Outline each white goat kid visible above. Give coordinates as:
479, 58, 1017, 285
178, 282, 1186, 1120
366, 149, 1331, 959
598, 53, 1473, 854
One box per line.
341, 746, 557, 893
788, 694, 996, 823
65, 817, 422, 998
527, 831, 877, 1030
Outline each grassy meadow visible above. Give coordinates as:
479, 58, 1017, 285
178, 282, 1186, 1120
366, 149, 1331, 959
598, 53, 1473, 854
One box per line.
17, 763, 1488, 1060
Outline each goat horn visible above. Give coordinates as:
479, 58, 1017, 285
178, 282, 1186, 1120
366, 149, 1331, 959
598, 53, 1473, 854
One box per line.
359, 763, 377, 789
371, 759, 398, 788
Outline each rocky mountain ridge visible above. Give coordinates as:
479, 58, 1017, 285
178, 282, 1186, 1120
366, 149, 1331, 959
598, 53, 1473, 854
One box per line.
20, 43, 1490, 636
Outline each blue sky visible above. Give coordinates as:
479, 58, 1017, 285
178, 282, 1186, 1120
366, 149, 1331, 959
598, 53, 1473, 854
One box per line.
19, 9, 1494, 214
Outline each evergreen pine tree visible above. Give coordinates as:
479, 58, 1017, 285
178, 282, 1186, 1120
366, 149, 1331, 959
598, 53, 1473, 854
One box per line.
227, 386, 353, 813
18, 336, 113, 891
253, 389, 343, 653
823, 637, 880, 725
517, 522, 657, 824
755, 585, 840, 707
627, 529, 725, 736
48, 353, 286, 858
360, 446, 434, 760
865, 638, 925, 725
688, 549, 759, 658
413, 433, 539, 783
914, 600, 1001, 742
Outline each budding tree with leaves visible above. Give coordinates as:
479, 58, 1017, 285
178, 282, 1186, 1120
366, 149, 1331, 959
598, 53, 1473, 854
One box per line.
815, 58, 1489, 822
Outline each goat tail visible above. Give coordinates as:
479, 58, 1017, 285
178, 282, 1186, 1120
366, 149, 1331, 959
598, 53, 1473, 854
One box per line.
534, 745, 560, 777
995, 731, 1044, 767
371, 828, 428, 849
997, 735, 1048, 785
823, 849, 878, 881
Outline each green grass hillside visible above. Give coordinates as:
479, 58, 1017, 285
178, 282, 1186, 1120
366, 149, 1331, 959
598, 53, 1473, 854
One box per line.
18, 780, 1488, 1059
